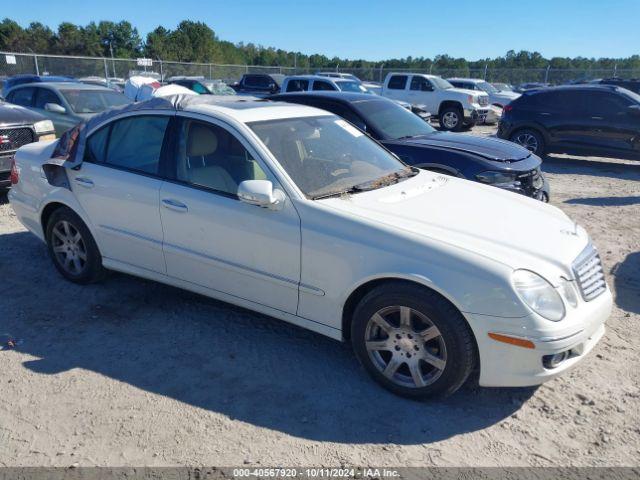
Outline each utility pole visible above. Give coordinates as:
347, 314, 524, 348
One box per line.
109, 40, 116, 78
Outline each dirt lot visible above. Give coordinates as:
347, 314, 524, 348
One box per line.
1, 125, 639, 467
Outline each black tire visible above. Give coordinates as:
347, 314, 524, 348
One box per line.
45, 206, 106, 284
439, 106, 464, 132
510, 128, 545, 156
351, 282, 476, 400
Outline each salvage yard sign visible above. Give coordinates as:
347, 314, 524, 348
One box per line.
5, 55, 16, 65
136, 58, 153, 67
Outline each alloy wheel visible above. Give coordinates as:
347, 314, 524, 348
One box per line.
514, 132, 539, 152
365, 305, 447, 388
442, 112, 459, 129
51, 220, 88, 275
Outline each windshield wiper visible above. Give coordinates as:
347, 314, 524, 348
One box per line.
310, 168, 419, 200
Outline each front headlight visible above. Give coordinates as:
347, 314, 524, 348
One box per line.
513, 270, 565, 321
476, 170, 518, 184
558, 278, 578, 308
34, 119, 54, 134
468, 95, 477, 104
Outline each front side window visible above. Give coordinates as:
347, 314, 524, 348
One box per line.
105, 116, 170, 175
387, 75, 408, 90
249, 115, 414, 199
588, 92, 631, 115
60, 89, 130, 114
8, 87, 35, 107
34, 88, 62, 109
410, 77, 431, 91
312, 81, 336, 91
175, 120, 267, 196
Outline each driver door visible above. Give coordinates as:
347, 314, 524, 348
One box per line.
159, 114, 302, 314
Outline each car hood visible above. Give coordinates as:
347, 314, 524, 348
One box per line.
404, 132, 532, 162
449, 87, 489, 98
318, 171, 588, 280
0, 102, 47, 125
492, 91, 520, 101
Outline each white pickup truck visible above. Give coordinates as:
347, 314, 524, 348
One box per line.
381, 73, 490, 131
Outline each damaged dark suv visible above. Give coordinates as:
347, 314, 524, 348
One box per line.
0, 99, 56, 189
272, 92, 549, 201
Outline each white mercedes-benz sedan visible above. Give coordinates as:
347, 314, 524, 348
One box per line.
8, 96, 612, 399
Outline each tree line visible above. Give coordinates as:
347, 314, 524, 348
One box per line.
1, 18, 639, 72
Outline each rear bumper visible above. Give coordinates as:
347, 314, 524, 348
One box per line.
467, 286, 612, 387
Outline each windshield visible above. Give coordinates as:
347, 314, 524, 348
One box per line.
249, 115, 413, 199
61, 90, 131, 114
204, 81, 236, 95
477, 81, 498, 94
430, 77, 453, 90
354, 99, 436, 140
336, 81, 369, 93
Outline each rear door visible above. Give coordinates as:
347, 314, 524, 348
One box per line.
384, 75, 409, 102
67, 113, 172, 273
311, 80, 337, 91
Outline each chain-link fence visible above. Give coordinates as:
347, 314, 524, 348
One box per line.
2, 51, 639, 86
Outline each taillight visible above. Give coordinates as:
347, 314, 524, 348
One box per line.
9, 159, 19, 185
503, 104, 513, 113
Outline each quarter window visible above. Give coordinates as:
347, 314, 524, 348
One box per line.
387, 75, 408, 90
175, 120, 267, 196
84, 125, 110, 164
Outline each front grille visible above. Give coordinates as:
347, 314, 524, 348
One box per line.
478, 96, 489, 106
0, 127, 35, 153
517, 168, 544, 191
572, 244, 606, 301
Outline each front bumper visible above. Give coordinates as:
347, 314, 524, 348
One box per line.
466, 285, 612, 387
484, 168, 548, 200
0, 153, 13, 188
464, 107, 491, 125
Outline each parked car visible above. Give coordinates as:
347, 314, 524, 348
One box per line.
282, 75, 370, 94
0, 99, 55, 189
492, 82, 516, 92
381, 73, 490, 131
592, 78, 640, 94
271, 92, 549, 201
5, 82, 131, 136
2, 74, 77, 98
168, 76, 236, 95
448, 78, 520, 107
498, 84, 640, 158
9, 96, 611, 399
231, 73, 285, 96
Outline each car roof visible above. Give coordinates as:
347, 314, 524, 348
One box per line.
448, 78, 484, 83
11, 82, 115, 91
273, 91, 386, 103
522, 84, 621, 94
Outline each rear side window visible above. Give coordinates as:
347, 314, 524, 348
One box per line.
34, 88, 62, 109
286, 79, 309, 92
8, 87, 35, 107
101, 116, 170, 175
312, 80, 336, 91
387, 75, 408, 90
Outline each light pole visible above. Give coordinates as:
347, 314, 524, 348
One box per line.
109, 40, 116, 78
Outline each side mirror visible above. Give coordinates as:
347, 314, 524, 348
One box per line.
269, 83, 279, 93
627, 105, 640, 117
238, 180, 285, 210
45, 103, 66, 114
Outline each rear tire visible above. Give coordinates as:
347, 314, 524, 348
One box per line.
45, 207, 106, 284
510, 128, 545, 156
351, 282, 476, 399
439, 107, 464, 132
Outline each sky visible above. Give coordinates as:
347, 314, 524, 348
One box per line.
7, 0, 640, 60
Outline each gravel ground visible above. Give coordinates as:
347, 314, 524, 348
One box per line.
0, 125, 639, 467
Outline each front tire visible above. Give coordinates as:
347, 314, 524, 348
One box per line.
439, 107, 464, 132
351, 282, 476, 399
510, 128, 545, 156
46, 207, 106, 284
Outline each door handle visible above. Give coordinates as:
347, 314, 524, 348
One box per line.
591, 116, 604, 120
539, 112, 552, 116
162, 198, 188, 212
74, 177, 94, 188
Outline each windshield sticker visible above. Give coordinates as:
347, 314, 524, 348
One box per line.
335, 119, 363, 137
